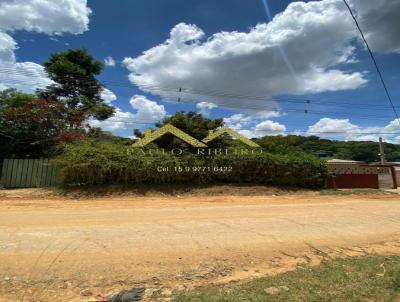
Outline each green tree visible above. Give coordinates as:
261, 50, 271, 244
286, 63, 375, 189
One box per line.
387, 150, 400, 162
134, 111, 224, 148
0, 89, 67, 159
256, 134, 400, 163
88, 127, 133, 145
256, 135, 303, 153
349, 142, 380, 162
39, 48, 114, 127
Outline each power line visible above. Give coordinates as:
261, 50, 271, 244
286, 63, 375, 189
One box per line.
1, 67, 400, 110
342, 0, 400, 126
0, 76, 397, 117
2, 68, 400, 123
1, 71, 399, 122
1, 76, 399, 121
3, 130, 400, 144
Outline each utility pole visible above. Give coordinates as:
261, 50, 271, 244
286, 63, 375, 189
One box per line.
379, 137, 386, 165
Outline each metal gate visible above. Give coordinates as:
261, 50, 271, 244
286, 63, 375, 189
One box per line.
326, 174, 379, 189
326, 164, 397, 189
1, 159, 58, 188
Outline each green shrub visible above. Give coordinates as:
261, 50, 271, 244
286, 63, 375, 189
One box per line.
54, 140, 327, 189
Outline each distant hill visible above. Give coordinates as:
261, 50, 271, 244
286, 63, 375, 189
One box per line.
255, 135, 400, 163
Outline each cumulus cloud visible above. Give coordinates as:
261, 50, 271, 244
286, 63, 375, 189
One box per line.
0, 0, 92, 92
223, 115, 400, 141
223, 113, 285, 138
254, 120, 287, 136
224, 115, 400, 141
0, 0, 91, 35
306, 117, 400, 142
224, 114, 254, 131
123, 0, 400, 115
0, 62, 53, 92
307, 118, 360, 135
123, 0, 377, 112
129, 95, 166, 122
104, 56, 116, 67
237, 120, 286, 138
196, 102, 217, 116
383, 119, 400, 133
100, 88, 117, 104
0, 32, 53, 92
0, 32, 16, 63
89, 95, 166, 132
89, 108, 136, 132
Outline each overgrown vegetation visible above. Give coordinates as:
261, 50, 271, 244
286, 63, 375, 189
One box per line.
256, 135, 400, 163
0, 89, 66, 159
134, 111, 226, 148
173, 256, 400, 302
0, 48, 115, 160
54, 140, 327, 189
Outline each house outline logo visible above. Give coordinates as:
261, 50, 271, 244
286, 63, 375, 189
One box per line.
132, 124, 260, 148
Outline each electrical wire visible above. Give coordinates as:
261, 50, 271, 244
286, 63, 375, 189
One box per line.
342, 0, 400, 126
0, 75, 396, 118
1, 76, 398, 121
2, 4, 400, 142
1, 67, 399, 110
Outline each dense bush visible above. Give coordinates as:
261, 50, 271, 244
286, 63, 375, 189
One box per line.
54, 140, 327, 189
256, 135, 400, 163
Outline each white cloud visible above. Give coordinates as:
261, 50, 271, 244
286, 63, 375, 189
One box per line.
89, 95, 166, 132
123, 0, 400, 114
89, 108, 135, 132
306, 117, 400, 142
228, 116, 400, 141
0, 33, 53, 92
224, 113, 285, 138
302, 69, 367, 93
196, 102, 217, 116
0, 0, 92, 92
237, 120, 286, 138
0, 32, 16, 63
170, 22, 204, 42
123, 0, 373, 112
252, 110, 281, 119
224, 115, 400, 141
129, 95, 166, 122
0, 0, 91, 35
224, 114, 253, 131
307, 118, 360, 135
254, 120, 287, 136
223, 115, 400, 141
0, 61, 53, 93
383, 119, 400, 133
100, 88, 117, 104
104, 56, 116, 67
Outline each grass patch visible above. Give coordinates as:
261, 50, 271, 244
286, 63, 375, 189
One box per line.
173, 256, 400, 302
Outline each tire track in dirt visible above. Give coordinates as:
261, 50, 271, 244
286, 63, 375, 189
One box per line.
1, 192, 400, 301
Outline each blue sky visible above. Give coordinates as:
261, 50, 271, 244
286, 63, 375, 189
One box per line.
1, 0, 400, 142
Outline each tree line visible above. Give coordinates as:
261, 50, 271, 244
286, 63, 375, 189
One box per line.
255, 135, 400, 163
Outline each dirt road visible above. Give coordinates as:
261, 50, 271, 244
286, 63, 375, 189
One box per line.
1, 190, 400, 301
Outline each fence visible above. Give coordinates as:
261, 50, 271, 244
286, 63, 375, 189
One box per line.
326, 163, 397, 189
1, 159, 58, 188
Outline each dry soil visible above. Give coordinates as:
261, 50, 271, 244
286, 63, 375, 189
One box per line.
0, 188, 400, 301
